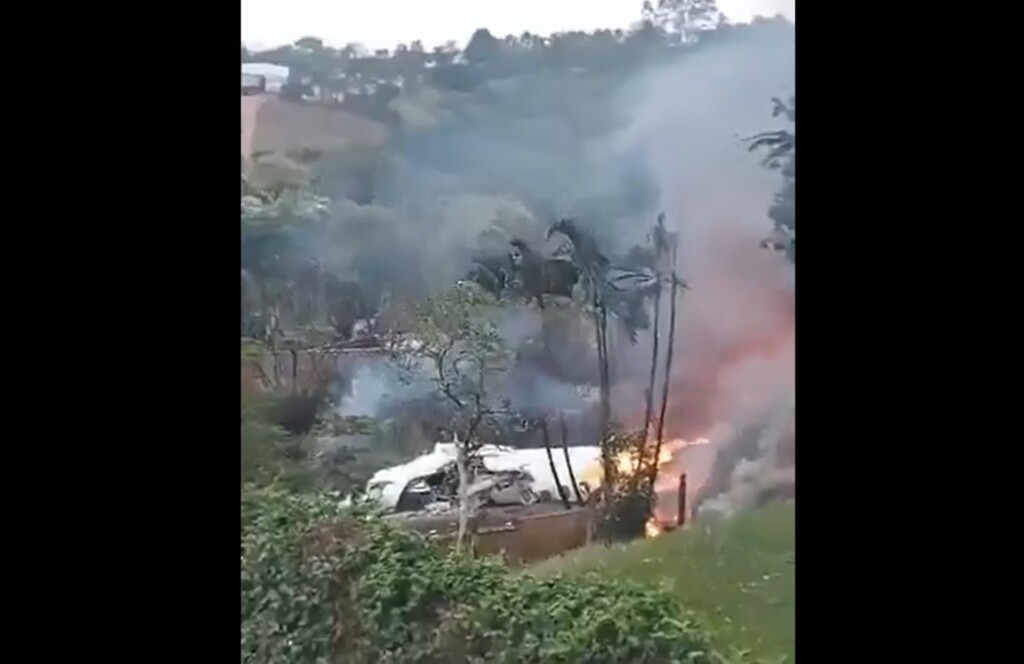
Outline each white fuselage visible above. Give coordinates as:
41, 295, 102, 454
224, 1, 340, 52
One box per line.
366, 442, 601, 511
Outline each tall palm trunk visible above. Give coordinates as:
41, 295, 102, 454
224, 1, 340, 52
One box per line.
593, 306, 610, 474
593, 300, 612, 484
540, 308, 555, 366
560, 414, 585, 504
600, 305, 611, 410
638, 280, 662, 479
541, 418, 570, 508
652, 246, 679, 488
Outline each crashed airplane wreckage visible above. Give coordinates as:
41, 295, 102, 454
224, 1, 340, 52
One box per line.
367, 440, 601, 514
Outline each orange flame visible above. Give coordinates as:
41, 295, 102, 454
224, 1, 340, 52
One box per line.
580, 437, 710, 538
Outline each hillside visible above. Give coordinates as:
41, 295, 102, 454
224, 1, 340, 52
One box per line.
531, 503, 796, 662
241, 94, 389, 163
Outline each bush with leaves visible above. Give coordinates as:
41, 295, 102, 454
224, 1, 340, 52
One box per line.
242, 486, 723, 664
240, 409, 289, 485
593, 427, 657, 542
241, 390, 316, 491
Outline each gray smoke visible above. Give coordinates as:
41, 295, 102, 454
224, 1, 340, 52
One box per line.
316, 20, 796, 490
334, 312, 593, 421
697, 394, 794, 518
335, 355, 435, 417
336, 362, 393, 417
607, 19, 796, 513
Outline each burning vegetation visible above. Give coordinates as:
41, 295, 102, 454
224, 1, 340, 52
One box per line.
578, 434, 710, 536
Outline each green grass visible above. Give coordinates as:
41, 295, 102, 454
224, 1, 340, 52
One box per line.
529, 503, 795, 662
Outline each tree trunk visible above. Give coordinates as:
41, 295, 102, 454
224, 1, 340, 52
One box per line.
598, 307, 606, 403
289, 348, 299, 394
541, 307, 556, 370
541, 418, 570, 508
271, 341, 281, 387
560, 414, 585, 505
593, 305, 612, 483
639, 280, 662, 477
652, 248, 679, 488
267, 302, 282, 387
600, 305, 611, 416
592, 307, 607, 427
599, 305, 614, 483
455, 439, 471, 553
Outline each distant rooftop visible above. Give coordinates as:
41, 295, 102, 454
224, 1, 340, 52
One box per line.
242, 62, 290, 80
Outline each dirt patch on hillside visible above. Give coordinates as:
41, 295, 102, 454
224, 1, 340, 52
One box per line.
242, 95, 389, 163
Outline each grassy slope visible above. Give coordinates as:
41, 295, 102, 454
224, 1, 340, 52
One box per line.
530, 503, 795, 662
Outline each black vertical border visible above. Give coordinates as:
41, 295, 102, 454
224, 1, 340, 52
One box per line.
53, 4, 246, 659
795, 1, 967, 658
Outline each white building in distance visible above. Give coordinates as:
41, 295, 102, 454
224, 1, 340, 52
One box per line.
242, 62, 290, 94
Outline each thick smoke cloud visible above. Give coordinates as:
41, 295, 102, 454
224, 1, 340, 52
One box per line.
611, 19, 795, 513
325, 20, 796, 511
334, 305, 597, 425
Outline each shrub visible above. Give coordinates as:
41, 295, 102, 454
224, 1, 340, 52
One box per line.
242, 486, 723, 664
597, 428, 656, 542
241, 396, 313, 491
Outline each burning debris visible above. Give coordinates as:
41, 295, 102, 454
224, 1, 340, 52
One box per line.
571, 433, 711, 539
646, 437, 710, 529
394, 460, 538, 514
367, 441, 601, 516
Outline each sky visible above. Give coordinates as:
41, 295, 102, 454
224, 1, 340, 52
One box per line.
241, 0, 795, 51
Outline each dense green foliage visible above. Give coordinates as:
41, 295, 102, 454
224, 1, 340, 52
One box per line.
242, 486, 726, 664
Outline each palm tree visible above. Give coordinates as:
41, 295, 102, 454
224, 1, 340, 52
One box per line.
546, 219, 613, 443
546, 219, 656, 483
641, 214, 671, 449
746, 98, 794, 169
747, 95, 795, 263
465, 238, 580, 309
650, 241, 687, 488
